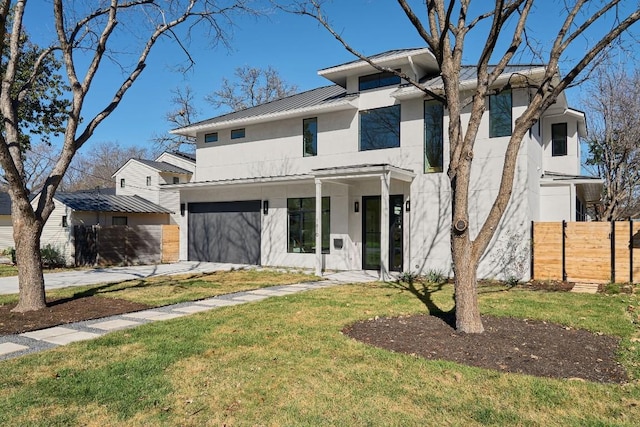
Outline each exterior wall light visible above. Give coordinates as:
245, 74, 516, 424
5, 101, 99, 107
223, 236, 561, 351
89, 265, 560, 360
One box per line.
263, 200, 269, 215
405, 200, 410, 212
354, 201, 359, 213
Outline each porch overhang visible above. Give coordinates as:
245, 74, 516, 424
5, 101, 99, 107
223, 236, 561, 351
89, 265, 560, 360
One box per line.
540, 172, 603, 205
312, 163, 416, 183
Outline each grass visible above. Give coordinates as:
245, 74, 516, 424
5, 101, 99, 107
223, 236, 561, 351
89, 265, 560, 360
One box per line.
0, 264, 17, 277
0, 268, 316, 306
1, 277, 639, 426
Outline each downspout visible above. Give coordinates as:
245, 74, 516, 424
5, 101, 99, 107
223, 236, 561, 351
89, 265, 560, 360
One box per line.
407, 55, 419, 82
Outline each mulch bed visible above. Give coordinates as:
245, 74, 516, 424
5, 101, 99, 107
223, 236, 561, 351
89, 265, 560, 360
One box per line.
343, 314, 628, 383
0, 296, 151, 335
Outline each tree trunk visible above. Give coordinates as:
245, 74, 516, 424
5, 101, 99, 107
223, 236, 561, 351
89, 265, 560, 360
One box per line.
451, 234, 484, 333
11, 222, 46, 312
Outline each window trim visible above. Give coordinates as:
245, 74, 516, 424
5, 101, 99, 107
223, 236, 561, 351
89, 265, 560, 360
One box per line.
204, 132, 218, 143
303, 117, 318, 157
551, 122, 568, 157
424, 99, 444, 173
230, 128, 246, 139
359, 104, 401, 151
112, 216, 128, 226
287, 197, 330, 254
489, 89, 512, 138
358, 70, 402, 91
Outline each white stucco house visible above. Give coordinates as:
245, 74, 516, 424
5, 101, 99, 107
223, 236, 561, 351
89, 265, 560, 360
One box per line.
162, 48, 600, 280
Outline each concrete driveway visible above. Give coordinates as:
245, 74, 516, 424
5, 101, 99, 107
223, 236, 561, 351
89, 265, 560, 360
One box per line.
0, 261, 252, 295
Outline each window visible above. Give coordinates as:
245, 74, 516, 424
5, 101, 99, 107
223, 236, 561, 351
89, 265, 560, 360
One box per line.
360, 105, 401, 151
146, 176, 151, 186
287, 197, 330, 254
205, 132, 218, 143
112, 216, 128, 226
231, 128, 245, 139
303, 117, 318, 157
552, 122, 568, 156
424, 100, 444, 173
489, 89, 512, 138
359, 70, 401, 91
62, 216, 68, 228
173, 176, 180, 184
120, 178, 125, 188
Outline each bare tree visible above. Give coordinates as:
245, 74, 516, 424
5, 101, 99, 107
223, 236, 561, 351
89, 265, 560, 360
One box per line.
205, 65, 298, 112
0, 0, 254, 313
62, 141, 150, 191
152, 86, 200, 153
583, 66, 640, 221
155, 66, 297, 152
283, 0, 640, 332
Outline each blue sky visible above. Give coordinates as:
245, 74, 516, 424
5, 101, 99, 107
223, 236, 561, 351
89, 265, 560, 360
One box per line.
22, 1, 639, 155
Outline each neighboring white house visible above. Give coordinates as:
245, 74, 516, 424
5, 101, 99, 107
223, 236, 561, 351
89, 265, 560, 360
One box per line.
0, 193, 13, 251
165, 48, 601, 280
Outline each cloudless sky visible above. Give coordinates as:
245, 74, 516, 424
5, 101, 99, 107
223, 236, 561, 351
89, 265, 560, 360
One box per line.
22, 1, 640, 155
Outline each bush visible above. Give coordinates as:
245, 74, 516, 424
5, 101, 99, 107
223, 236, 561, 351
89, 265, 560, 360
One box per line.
398, 271, 419, 285
40, 244, 66, 268
2, 247, 16, 264
426, 269, 447, 285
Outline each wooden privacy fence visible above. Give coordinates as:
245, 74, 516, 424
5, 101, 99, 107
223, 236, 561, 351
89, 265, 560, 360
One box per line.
532, 221, 640, 283
74, 224, 179, 267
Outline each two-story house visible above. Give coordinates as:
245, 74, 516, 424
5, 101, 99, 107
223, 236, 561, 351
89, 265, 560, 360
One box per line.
167, 48, 601, 280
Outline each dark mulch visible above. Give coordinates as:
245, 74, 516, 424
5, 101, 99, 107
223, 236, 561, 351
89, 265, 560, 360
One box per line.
0, 296, 151, 336
343, 314, 628, 383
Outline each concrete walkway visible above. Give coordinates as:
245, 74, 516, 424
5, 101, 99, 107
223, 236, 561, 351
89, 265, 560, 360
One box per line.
0, 267, 379, 361
0, 261, 251, 295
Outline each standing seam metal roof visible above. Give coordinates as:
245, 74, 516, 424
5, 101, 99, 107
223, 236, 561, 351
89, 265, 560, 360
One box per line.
134, 159, 193, 174
56, 192, 173, 214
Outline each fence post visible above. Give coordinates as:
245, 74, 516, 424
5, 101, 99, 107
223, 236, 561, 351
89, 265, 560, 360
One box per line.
630, 218, 634, 283
562, 220, 567, 281
611, 221, 616, 284
530, 221, 534, 280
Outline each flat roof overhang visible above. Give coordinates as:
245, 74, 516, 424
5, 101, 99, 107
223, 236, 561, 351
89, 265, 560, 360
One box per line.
161, 164, 416, 192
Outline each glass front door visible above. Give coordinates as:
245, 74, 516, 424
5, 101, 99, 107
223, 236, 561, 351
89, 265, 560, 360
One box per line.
362, 195, 404, 271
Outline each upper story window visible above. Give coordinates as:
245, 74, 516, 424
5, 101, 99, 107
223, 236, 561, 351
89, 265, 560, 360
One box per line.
489, 89, 512, 138
424, 100, 444, 173
120, 178, 125, 188
205, 132, 218, 143
359, 70, 401, 91
146, 176, 151, 186
360, 105, 401, 151
551, 122, 568, 156
173, 176, 180, 184
303, 117, 318, 157
231, 128, 245, 139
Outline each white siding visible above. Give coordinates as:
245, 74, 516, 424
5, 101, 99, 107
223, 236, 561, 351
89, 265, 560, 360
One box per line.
0, 215, 14, 250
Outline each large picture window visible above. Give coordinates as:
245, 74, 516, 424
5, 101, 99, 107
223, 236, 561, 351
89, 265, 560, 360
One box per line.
551, 122, 568, 156
424, 100, 444, 173
288, 197, 330, 253
489, 89, 512, 138
303, 117, 317, 157
360, 105, 401, 151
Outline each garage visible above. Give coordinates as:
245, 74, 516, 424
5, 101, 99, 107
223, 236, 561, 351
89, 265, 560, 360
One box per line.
188, 200, 262, 264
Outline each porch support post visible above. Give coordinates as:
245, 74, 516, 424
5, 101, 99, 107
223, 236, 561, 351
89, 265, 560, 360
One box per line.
315, 178, 323, 277
380, 172, 390, 281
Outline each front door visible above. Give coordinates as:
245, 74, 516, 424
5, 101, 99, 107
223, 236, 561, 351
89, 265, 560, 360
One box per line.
362, 195, 404, 271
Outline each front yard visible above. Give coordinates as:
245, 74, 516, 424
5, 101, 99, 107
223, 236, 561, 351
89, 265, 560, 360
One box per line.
0, 272, 639, 425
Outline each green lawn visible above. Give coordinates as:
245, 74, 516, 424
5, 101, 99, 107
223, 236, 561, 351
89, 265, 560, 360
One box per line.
0, 278, 639, 426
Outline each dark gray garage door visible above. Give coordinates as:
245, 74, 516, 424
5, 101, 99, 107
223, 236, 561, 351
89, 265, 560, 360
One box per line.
188, 200, 261, 264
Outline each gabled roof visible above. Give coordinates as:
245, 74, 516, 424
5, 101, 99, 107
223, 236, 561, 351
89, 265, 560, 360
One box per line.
134, 159, 192, 174
167, 151, 196, 162
56, 191, 172, 214
172, 85, 355, 137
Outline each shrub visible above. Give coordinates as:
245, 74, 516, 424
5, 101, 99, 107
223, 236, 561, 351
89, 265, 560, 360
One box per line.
2, 247, 16, 264
398, 271, 419, 285
425, 269, 447, 285
40, 244, 66, 268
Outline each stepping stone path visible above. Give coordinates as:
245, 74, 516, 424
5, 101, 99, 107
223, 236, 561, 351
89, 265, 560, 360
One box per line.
0, 280, 340, 361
